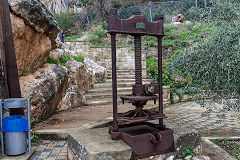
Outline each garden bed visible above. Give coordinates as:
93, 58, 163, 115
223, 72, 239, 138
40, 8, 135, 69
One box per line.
212, 139, 240, 160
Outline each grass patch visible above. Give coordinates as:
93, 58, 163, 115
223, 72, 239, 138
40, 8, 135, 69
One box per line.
46, 54, 70, 66
19, 69, 31, 77
86, 28, 109, 47
32, 135, 40, 144
74, 55, 84, 63
65, 34, 83, 40
182, 146, 194, 159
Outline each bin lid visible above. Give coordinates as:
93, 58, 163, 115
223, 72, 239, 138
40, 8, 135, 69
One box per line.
2, 115, 29, 132
3, 98, 26, 109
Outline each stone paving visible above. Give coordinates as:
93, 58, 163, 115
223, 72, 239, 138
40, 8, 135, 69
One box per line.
30, 140, 67, 160
31, 101, 240, 160
164, 102, 240, 136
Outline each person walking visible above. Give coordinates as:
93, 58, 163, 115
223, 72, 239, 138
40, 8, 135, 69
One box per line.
58, 30, 64, 43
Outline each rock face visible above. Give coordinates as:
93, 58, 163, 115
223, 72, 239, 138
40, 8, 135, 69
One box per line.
9, 0, 59, 74
20, 64, 68, 122
58, 59, 91, 111
9, 0, 59, 40
42, 0, 69, 13
84, 58, 107, 82
11, 14, 51, 74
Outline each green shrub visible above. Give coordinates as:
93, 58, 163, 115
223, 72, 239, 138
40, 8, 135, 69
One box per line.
162, 40, 177, 47
46, 54, 70, 66
54, 12, 76, 33
146, 58, 189, 88
171, 0, 240, 110
147, 40, 157, 47
87, 28, 108, 46
74, 55, 85, 63
59, 54, 70, 64
32, 135, 40, 144
95, 28, 107, 37
182, 146, 194, 158
46, 57, 60, 65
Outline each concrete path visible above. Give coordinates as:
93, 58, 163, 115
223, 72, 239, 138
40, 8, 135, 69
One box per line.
164, 102, 240, 137
34, 101, 240, 137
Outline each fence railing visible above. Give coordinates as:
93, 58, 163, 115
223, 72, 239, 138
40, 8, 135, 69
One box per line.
118, 0, 211, 24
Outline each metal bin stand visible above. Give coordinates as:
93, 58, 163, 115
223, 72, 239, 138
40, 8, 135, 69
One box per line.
0, 98, 31, 155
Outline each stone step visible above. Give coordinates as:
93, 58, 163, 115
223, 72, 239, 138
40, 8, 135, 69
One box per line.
85, 92, 131, 100
93, 82, 151, 89
105, 79, 152, 83
106, 70, 134, 73
84, 98, 123, 106
87, 87, 132, 94
108, 75, 140, 79
84, 98, 163, 106
106, 76, 149, 80
107, 72, 136, 76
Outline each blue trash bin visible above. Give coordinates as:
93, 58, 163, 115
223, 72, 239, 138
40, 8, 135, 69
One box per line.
2, 115, 29, 155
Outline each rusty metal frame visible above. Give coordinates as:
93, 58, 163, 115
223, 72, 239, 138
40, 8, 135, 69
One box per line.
0, 0, 23, 115
108, 8, 175, 159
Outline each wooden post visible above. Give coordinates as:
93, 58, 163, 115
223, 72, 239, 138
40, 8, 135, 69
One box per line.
0, 0, 24, 115
111, 33, 118, 131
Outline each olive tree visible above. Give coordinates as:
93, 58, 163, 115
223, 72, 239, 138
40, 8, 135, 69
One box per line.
171, 0, 240, 113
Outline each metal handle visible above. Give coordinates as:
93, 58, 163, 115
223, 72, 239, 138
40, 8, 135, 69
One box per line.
150, 133, 162, 144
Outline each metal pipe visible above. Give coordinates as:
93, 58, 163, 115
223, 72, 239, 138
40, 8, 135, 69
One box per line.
111, 33, 118, 131
27, 98, 31, 154
0, 99, 4, 155
86, 12, 90, 25
157, 36, 163, 127
148, 2, 153, 22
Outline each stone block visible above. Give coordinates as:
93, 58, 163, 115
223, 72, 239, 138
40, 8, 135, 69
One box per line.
67, 123, 200, 160
163, 86, 170, 103
180, 94, 193, 102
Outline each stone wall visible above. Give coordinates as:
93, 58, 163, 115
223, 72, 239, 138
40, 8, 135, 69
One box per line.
65, 41, 146, 74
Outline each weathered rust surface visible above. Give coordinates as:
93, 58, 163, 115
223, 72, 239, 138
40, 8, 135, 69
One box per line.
108, 8, 164, 36
0, 0, 23, 114
108, 8, 174, 159
109, 122, 175, 159
0, 17, 8, 99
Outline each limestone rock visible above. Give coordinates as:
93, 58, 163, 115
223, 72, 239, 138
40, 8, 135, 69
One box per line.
11, 13, 51, 74
192, 155, 211, 160
58, 85, 86, 111
185, 155, 193, 160
173, 93, 180, 103
170, 124, 201, 153
57, 59, 91, 111
49, 48, 64, 59
42, 0, 68, 13
180, 94, 193, 102
19, 64, 68, 122
172, 14, 184, 23
9, 0, 59, 41
84, 58, 107, 82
